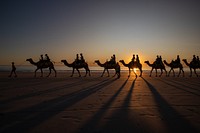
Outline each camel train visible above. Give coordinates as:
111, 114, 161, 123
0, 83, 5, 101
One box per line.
26, 54, 200, 77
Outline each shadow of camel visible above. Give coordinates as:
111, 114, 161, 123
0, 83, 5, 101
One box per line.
80, 77, 130, 132
80, 78, 140, 133
0, 78, 118, 133
141, 77, 198, 133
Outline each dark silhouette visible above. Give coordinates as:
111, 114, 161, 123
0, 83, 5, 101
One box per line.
40, 54, 43, 61
136, 54, 140, 64
108, 54, 116, 64
144, 60, 167, 77
45, 54, 50, 62
9, 62, 17, 77
182, 58, 199, 77
75, 54, 80, 64
94, 60, 120, 78
175, 55, 181, 64
119, 58, 142, 77
26, 58, 56, 77
131, 54, 135, 62
61, 59, 91, 77
163, 56, 184, 77
80, 53, 85, 64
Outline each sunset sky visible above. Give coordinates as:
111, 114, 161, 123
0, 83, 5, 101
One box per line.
1, 0, 200, 67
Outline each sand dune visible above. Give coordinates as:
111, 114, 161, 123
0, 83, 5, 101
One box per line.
0, 71, 200, 133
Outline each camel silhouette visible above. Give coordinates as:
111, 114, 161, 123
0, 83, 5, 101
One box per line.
163, 60, 184, 77
144, 61, 167, 77
182, 59, 199, 77
61, 60, 91, 77
119, 60, 142, 77
94, 60, 120, 78
26, 58, 56, 77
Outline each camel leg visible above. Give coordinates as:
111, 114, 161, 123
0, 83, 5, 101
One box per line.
84, 68, 87, 77
117, 71, 120, 78
88, 69, 91, 76
107, 69, 110, 77
194, 69, 198, 77
182, 69, 184, 77
159, 69, 163, 77
51, 66, 56, 77
168, 69, 172, 77
128, 68, 131, 77
177, 68, 181, 77
150, 68, 153, 77
34, 68, 39, 77
189, 68, 192, 77
85, 67, 90, 77
132, 69, 137, 78
40, 69, 43, 77
172, 69, 175, 77
155, 69, 158, 77
76, 69, 81, 77
101, 69, 106, 77
71, 68, 75, 77
165, 69, 167, 77
53, 68, 57, 77
139, 68, 142, 77
47, 68, 51, 77
113, 70, 116, 77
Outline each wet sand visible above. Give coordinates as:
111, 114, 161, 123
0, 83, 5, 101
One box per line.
0, 71, 200, 133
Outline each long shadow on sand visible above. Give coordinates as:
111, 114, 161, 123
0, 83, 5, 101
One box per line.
86, 78, 142, 133
0, 77, 70, 91
0, 78, 118, 133
80, 77, 130, 132
156, 78, 200, 97
142, 77, 199, 133
158, 78, 200, 93
0, 77, 102, 104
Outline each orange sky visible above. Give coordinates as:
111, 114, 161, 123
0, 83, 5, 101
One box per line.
1, 1, 200, 68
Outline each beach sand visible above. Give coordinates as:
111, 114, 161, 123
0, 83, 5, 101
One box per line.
0, 70, 200, 133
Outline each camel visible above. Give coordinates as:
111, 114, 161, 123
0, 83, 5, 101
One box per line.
144, 61, 167, 77
119, 60, 142, 77
94, 60, 120, 78
163, 60, 184, 77
61, 60, 90, 77
26, 58, 56, 77
182, 59, 199, 77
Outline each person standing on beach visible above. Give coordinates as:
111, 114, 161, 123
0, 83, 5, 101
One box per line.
9, 62, 17, 77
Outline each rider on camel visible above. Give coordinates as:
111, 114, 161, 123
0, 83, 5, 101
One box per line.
174, 55, 180, 64
132, 54, 135, 62
40, 54, 44, 61
109, 54, 116, 65
80, 53, 85, 64
75, 54, 80, 65
136, 55, 140, 64
45, 54, 50, 62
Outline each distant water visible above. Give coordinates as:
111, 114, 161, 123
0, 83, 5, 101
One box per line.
0, 65, 190, 72
0, 65, 131, 72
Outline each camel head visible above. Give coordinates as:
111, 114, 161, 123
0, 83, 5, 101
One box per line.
61, 60, 66, 63
26, 58, 32, 62
144, 61, 149, 64
94, 60, 100, 64
163, 60, 167, 63
182, 59, 187, 62
119, 60, 124, 63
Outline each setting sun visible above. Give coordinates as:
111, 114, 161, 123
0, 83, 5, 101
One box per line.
133, 68, 137, 73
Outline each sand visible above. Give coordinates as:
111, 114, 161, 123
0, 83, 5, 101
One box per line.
0, 70, 200, 133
